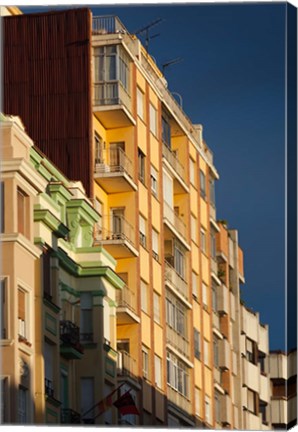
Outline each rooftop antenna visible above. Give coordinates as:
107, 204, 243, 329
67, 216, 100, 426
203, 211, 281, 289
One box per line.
134, 18, 163, 52
162, 57, 183, 74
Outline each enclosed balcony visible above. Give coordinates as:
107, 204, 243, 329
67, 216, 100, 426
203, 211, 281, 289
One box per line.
167, 386, 192, 416
162, 144, 188, 193
116, 285, 140, 324
94, 215, 138, 258
60, 320, 84, 360
94, 147, 137, 193
163, 202, 189, 249
166, 325, 190, 359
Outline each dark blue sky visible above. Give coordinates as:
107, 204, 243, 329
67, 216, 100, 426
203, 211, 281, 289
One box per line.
22, 4, 287, 350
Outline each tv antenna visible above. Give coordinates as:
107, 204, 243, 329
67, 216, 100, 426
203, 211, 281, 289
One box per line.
134, 18, 164, 52
162, 57, 183, 74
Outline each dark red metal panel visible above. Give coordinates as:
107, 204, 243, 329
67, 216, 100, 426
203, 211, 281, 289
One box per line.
3, 8, 93, 197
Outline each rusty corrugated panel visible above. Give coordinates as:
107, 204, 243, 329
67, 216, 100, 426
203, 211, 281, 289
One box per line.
3, 8, 93, 197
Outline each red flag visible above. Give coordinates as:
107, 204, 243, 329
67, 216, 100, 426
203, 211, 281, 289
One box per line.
113, 390, 140, 416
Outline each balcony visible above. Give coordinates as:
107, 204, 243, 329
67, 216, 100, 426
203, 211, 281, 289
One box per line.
117, 350, 138, 382
220, 393, 232, 426
211, 257, 218, 275
94, 147, 137, 193
163, 202, 189, 249
218, 338, 230, 371
165, 260, 189, 302
116, 285, 140, 324
61, 408, 81, 424
94, 215, 138, 259
167, 385, 192, 416
166, 325, 190, 359
218, 284, 229, 315
60, 320, 84, 360
162, 144, 188, 192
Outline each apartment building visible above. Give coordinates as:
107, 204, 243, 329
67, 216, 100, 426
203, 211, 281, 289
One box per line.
0, 114, 125, 424
2, 8, 276, 428
270, 349, 297, 429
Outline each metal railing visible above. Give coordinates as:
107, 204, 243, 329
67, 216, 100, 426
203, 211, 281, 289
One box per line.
60, 320, 84, 353
92, 15, 128, 35
95, 215, 135, 246
94, 147, 134, 180
162, 143, 185, 182
166, 325, 189, 358
93, 82, 131, 109
117, 350, 137, 378
163, 202, 187, 241
45, 378, 54, 398
61, 408, 81, 424
167, 385, 192, 415
116, 285, 137, 313
164, 260, 188, 300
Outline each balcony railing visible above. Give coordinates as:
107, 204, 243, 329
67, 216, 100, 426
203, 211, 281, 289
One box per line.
60, 320, 84, 353
116, 285, 137, 313
167, 385, 191, 415
163, 202, 187, 241
166, 325, 189, 358
162, 143, 185, 182
93, 82, 131, 109
117, 350, 137, 379
92, 15, 128, 35
164, 260, 188, 301
95, 215, 135, 246
94, 147, 134, 180
61, 408, 81, 424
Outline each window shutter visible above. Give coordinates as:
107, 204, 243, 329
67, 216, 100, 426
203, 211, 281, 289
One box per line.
18, 290, 25, 320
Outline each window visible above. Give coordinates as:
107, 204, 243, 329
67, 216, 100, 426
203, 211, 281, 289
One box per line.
190, 159, 196, 185
141, 280, 148, 313
103, 299, 110, 342
137, 88, 144, 120
192, 271, 198, 298
174, 240, 185, 279
1, 377, 8, 423
200, 170, 206, 199
202, 282, 208, 308
0, 279, 7, 339
94, 133, 103, 164
152, 229, 159, 261
259, 400, 267, 424
200, 229, 206, 254
215, 392, 221, 424
154, 355, 162, 389
205, 396, 211, 424
18, 387, 28, 423
17, 187, 29, 238
166, 292, 187, 338
153, 292, 161, 323
142, 346, 149, 380
139, 214, 147, 248
246, 338, 257, 364
0, 182, 4, 233
247, 389, 257, 414
210, 177, 215, 207
138, 149, 146, 184
204, 340, 209, 366
166, 351, 189, 398
211, 231, 216, 259
44, 341, 54, 398
191, 214, 197, 243
212, 284, 218, 312
258, 352, 266, 374
149, 103, 157, 136
18, 288, 27, 341
163, 170, 174, 207
162, 113, 171, 147
194, 329, 200, 360
43, 249, 53, 302
213, 337, 219, 368
81, 378, 94, 424
150, 165, 158, 197
80, 293, 93, 342
195, 388, 201, 416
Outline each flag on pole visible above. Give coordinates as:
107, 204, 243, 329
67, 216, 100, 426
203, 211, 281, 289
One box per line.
82, 382, 125, 419
113, 390, 140, 416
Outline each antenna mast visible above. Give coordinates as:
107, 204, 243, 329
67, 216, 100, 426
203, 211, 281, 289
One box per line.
134, 18, 163, 53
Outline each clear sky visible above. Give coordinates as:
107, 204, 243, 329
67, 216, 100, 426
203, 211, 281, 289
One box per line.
21, 3, 287, 350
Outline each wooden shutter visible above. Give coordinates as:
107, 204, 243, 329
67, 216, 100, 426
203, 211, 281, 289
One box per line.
18, 290, 25, 320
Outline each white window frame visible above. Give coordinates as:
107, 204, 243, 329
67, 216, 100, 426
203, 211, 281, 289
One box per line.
190, 158, 196, 185
204, 339, 209, 366
200, 229, 207, 254
191, 214, 197, 243
152, 229, 159, 261
137, 87, 144, 120
149, 103, 157, 136
151, 165, 158, 197
202, 282, 208, 307
153, 292, 161, 323
154, 355, 162, 389
141, 280, 148, 313
142, 346, 149, 380
192, 271, 198, 298
139, 214, 147, 248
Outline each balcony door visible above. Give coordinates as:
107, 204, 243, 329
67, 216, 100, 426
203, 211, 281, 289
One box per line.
111, 208, 125, 238
110, 142, 125, 170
